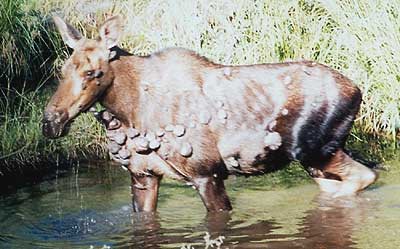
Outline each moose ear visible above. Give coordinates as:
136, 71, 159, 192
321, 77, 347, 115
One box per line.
99, 16, 122, 49
53, 16, 82, 49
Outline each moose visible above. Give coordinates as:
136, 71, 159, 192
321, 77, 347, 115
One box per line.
42, 16, 377, 212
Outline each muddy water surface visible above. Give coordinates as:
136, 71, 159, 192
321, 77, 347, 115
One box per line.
0, 155, 399, 249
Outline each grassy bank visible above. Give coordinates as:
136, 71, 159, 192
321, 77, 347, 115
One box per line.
1, 0, 399, 177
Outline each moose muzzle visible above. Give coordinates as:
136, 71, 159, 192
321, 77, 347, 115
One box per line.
42, 109, 69, 138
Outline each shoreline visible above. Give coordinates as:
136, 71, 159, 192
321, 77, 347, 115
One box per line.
0, 136, 397, 195
0, 157, 109, 195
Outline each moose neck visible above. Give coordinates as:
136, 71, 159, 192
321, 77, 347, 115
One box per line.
100, 50, 144, 128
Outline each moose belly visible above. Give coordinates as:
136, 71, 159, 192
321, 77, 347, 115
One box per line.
105, 118, 289, 180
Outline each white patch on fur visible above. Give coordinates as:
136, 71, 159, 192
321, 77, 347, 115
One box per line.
226, 156, 239, 167
323, 72, 340, 125
217, 109, 227, 120
202, 64, 288, 130
193, 177, 209, 197
284, 75, 291, 85
223, 67, 231, 77
263, 132, 282, 150
259, 68, 289, 129
179, 142, 193, 157
137, 48, 204, 131
218, 129, 266, 170
199, 110, 211, 124
268, 120, 277, 131
71, 71, 83, 96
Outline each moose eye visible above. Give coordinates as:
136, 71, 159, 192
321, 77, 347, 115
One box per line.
85, 70, 103, 79
86, 70, 95, 77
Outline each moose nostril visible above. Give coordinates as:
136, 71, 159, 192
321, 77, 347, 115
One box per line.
94, 70, 104, 78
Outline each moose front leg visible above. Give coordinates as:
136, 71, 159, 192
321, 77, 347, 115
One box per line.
193, 176, 232, 212
131, 173, 162, 212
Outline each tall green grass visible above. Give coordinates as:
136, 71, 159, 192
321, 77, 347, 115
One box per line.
0, 0, 55, 90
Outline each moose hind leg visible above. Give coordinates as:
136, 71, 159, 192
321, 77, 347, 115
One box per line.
131, 173, 162, 212
193, 175, 232, 212
309, 149, 377, 197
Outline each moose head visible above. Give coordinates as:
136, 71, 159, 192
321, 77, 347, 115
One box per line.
42, 16, 122, 138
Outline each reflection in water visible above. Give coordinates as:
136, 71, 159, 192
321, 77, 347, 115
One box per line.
0, 161, 398, 249
297, 195, 360, 249
118, 194, 374, 249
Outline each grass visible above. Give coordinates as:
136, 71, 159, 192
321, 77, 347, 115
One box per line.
1, 0, 399, 176
0, 0, 57, 90
0, 88, 106, 175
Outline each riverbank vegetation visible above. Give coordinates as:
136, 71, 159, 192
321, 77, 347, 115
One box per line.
1, 0, 399, 177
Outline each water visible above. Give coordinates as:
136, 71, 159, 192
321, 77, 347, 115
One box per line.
1, 158, 400, 249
